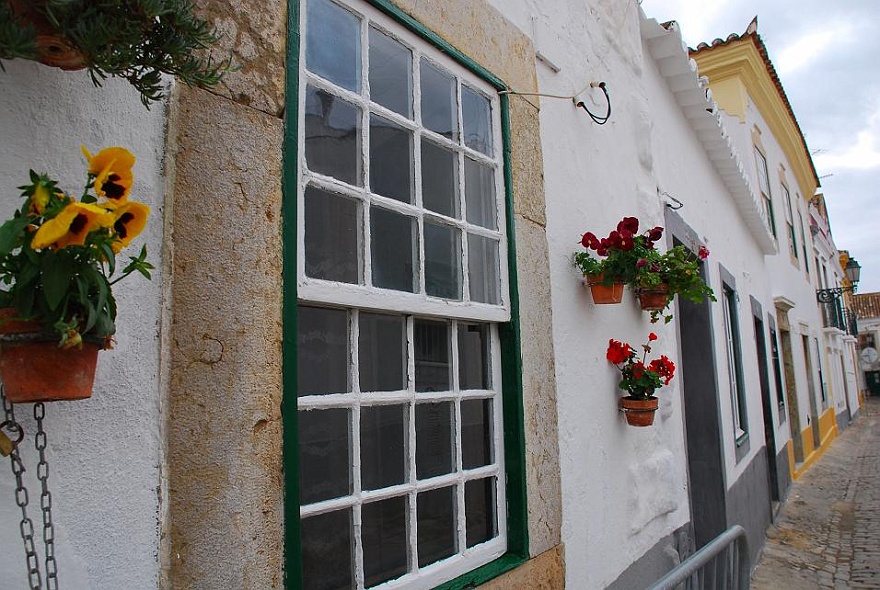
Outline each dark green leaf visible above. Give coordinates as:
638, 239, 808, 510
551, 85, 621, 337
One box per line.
0, 217, 29, 255
41, 251, 75, 311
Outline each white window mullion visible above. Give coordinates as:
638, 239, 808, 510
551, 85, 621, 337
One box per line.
455, 78, 471, 304
452, 322, 468, 553
351, 309, 365, 589
490, 323, 508, 546
406, 315, 419, 574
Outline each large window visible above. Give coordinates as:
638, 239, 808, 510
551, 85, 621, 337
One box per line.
798, 209, 809, 279
293, 1, 512, 588
781, 183, 797, 260
722, 281, 748, 442
755, 148, 776, 237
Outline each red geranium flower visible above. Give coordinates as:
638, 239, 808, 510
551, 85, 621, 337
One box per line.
606, 339, 633, 364
618, 216, 639, 234
607, 334, 676, 398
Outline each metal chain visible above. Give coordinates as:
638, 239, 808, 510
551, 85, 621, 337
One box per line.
2, 386, 42, 590
34, 403, 57, 590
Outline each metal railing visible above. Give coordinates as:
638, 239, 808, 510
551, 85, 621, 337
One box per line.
646, 525, 750, 590
817, 298, 859, 336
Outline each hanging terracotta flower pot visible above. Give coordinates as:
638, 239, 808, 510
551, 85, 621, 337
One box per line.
584, 273, 624, 304
0, 310, 99, 403
637, 284, 670, 311
619, 396, 659, 427
9, 0, 86, 71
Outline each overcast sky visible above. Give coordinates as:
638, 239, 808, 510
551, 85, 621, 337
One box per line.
639, 0, 880, 293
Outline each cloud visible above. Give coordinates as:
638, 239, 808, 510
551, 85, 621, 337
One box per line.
815, 106, 880, 171
775, 28, 840, 75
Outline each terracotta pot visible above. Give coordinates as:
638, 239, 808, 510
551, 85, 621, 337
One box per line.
9, 0, 86, 71
584, 273, 624, 304
637, 284, 670, 311
619, 396, 659, 427
0, 310, 98, 403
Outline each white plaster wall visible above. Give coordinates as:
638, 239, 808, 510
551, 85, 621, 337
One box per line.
0, 60, 166, 589
729, 99, 830, 434
485, 1, 696, 587
640, 39, 785, 488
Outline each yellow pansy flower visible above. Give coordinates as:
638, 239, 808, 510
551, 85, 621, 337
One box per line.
31, 202, 115, 250
110, 201, 150, 253
81, 145, 135, 203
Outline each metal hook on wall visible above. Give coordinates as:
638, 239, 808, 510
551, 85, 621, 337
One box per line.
659, 189, 684, 210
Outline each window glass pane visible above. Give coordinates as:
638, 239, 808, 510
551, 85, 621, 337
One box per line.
306, 0, 361, 92
305, 86, 362, 186
464, 158, 496, 230
461, 85, 492, 155
370, 207, 416, 292
305, 186, 360, 284
301, 508, 353, 590
425, 221, 461, 300
468, 234, 500, 304
370, 114, 412, 203
420, 60, 457, 140
417, 486, 457, 567
299, 408, 351, 504
359, 313, 406, 392
465, 478, 497, 548
458, 323, 490, 390
421, 140, 458, 218
415, 319, 450, 392
461, 398, 492, 469
298, 306, 350, 395
362, 496, 409, 587
415, 402, 454, 479
369, 27, 412, 118
361, 405, 406, 490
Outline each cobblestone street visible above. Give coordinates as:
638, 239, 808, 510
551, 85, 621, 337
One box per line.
752, 397, 880, 589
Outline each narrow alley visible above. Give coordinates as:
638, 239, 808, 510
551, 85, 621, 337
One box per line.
752, 397, 880, 589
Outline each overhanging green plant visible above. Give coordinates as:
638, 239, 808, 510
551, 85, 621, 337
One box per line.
0, 146, 154, 348
0, 0, 231, 105
635, 243, 715, 323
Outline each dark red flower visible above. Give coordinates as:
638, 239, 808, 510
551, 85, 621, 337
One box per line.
607, 230, 622, 249
698, 245, 710, 260
647, 226, 663, 241
619, 234, 634, 251
618, 217, 639, 234
635, 258, 649, 268
649, 355, 676, 384
581, 231, 600, 250
596, 246, 608, 256
648, 332, 657, 341
632, 362, 646, 380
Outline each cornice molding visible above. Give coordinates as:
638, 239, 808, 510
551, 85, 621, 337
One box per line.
693, 37, 818, 203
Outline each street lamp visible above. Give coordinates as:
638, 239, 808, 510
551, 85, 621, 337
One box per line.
816, 257, 862, 302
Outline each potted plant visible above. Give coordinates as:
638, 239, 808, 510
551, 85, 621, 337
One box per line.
634, 243, 715, 322
0, 0, 230, 105
0, 146, 153, 402
606, 333, 675, 426
574, 216, 664, 304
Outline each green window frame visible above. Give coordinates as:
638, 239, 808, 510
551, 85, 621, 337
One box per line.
281, 1, 529, 588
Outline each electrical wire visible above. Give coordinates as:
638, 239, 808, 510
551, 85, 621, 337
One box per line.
574, 82, 611, 125
499, 81, 612, 124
